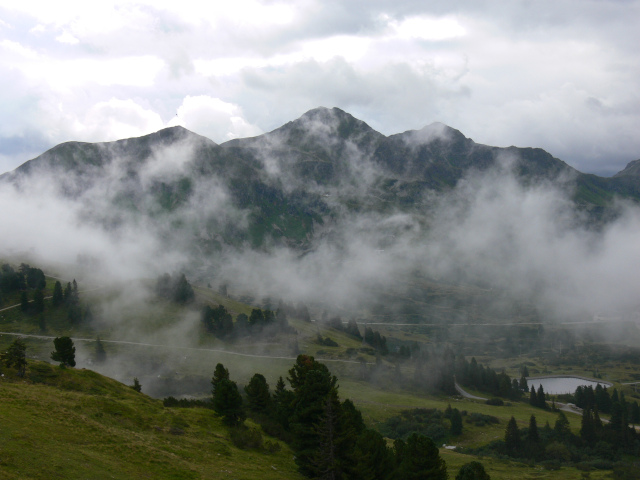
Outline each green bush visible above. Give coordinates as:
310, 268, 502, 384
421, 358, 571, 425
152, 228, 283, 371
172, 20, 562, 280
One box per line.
466, 412, 499, 427
264, 440, 281, 453
229, 426, 263, 450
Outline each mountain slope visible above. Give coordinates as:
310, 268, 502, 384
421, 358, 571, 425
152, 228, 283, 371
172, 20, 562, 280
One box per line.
0, 361, 302, 480
2, 107, 639, 252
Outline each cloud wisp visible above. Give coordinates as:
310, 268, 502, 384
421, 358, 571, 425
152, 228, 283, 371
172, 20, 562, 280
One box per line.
1, 1, 639, 175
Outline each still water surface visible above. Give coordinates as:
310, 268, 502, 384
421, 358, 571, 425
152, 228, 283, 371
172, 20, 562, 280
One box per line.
526, 376, 612, 395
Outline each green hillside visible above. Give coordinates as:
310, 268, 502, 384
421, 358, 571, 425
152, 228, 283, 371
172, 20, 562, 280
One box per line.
0, 361, 303, 480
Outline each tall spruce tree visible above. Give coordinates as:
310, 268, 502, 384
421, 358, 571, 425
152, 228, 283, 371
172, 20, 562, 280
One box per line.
529, 385, 537, 406
450, 408, 463, 436
52, 281, 63, 307
20, 291, 29, 312
288, 355, 338, 477
536, 384, 547, 409
504, 416, 521, 456
272, 376, 295, 430
214, 378, 245, 426
350, 429, 395, 480
312, 388, 344, 480
211, 363, 230, 398
33, 289, 44, 314
394, 433, 447, 480
527, 415, 539, 444
580, 407, 597, 446
554, 411, 571, 439
244, 373, 271, 414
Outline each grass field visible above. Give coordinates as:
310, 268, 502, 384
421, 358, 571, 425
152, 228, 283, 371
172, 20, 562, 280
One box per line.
0, 362, 303, 480
0, 360, 618, 480
1, 269, 639, 479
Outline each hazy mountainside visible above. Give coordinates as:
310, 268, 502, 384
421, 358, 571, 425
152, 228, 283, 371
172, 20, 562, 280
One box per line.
3, 107, 639, 251
3, 107, 640, 320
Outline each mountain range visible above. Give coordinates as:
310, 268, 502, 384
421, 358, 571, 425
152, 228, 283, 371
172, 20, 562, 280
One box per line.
2, 106, 639, 253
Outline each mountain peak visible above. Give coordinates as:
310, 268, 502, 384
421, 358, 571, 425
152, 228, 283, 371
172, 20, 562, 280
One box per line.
291, 106, 373, 132
266, 106, 383, 145
299, 106, 351, 121
408, 122, 469, 144
130, 125, 217, 147
613, 159, 640, 178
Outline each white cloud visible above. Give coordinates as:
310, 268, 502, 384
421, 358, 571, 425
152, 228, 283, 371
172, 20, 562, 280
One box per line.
0, 39, 38, 59
55, 30, 79, 44
387, 14, 467, 41
0, 0, 639, 175
21, 56, 164, 89
167, 95, 262, 142
79, 98, 165, 140
26, 97, 165, 145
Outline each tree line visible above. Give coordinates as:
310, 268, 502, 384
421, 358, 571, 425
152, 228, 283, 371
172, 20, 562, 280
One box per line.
201, 355, 496, 480
201, 305, 295, 340
472, 405, 639, 473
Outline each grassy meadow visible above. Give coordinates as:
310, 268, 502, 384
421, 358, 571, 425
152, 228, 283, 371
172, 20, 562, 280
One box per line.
1, 269, 639, 479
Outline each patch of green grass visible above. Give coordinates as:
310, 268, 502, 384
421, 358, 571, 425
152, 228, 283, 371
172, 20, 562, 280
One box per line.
0, 361, 304, 480
441, 449, 612, 480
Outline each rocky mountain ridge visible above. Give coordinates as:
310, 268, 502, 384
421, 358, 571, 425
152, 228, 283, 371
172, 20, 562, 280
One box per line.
2, 107, 639, 251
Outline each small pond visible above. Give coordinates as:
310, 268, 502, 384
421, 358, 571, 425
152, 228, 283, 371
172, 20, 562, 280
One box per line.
526, 376, 612, 395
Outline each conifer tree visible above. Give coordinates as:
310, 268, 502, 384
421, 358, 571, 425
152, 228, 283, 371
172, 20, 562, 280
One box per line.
33, 289, 44, 314
536, 384, 547, 409
527, 415, 539, 444
554, 411, 571, 439
450, 408, 463, 436
312, 388, 344, 480
51, 336, 76, 367
131, 377, 142, 392
272, 376, 295, 429
52, 281, 63, 307
20, 291, 29, 312
630, 401, 640, 425
350, 429, 395, 480
595, 384, 612, 414
211, 363, 230, 398
395, 433, 447, 480
1, 338, 27, 377
214, 378, 245, 426
288, 355, 338, 477
504, 416, 521, 456
63, 282, 72, 303
580, 407, 597, 446
244, 373, 271, 414
529, 385, 537, 406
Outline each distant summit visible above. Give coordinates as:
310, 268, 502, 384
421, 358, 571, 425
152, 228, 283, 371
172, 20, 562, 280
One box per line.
3, 106, 640, 249
613, 159, 640, 178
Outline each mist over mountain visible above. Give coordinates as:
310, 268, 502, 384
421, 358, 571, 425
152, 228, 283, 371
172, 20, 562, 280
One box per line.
2, 107, 640, 321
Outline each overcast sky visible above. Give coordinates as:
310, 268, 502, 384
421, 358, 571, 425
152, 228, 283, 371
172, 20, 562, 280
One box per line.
1, 0, 639, 176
